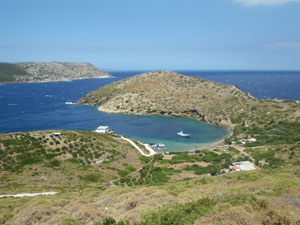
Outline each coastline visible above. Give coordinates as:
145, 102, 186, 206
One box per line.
0, 75, 114, 85
98, 105, 235, 130
156, 131, 232, 153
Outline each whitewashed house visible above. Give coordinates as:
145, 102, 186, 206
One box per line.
230, 161, 260, 172
95, 126, 111, 134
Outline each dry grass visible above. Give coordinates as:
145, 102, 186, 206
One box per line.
1, 166, 300, 224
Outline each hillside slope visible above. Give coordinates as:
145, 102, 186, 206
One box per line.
1, 123, 300, 224
0, 63, 29, 82
2, 159, 300, 224
77, 71, 300, 129
0, 130, 145, 193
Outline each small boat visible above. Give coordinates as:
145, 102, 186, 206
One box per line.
65, 102, 75, 105
177, 131, 191, 138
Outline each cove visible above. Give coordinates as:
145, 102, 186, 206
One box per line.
100, 111, 231, 152
47, 104, 231, 152
0, 77, 230, 151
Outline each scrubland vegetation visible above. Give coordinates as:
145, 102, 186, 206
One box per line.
0, 63, 29, 82
0, 130, 144, 193
2, 71, 300, 224
2, 162, 300, 224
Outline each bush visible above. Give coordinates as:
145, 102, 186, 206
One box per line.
93, 217, 130, 225
66, 158, 80, 164
140, 156, 151, 164
118, 170, 129, 177
141, 197, 216, 225
49, 159, 60, 167
184, 164, 221, 176
60, 218, 80, 225
201, 151, 232, 163
154, 154, 163, 161
81, 173, 102, 182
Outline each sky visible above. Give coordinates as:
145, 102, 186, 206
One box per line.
0, 0, 300, 70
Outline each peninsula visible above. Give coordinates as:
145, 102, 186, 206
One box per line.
77, 70, 300, 129
0, 62, 112, 84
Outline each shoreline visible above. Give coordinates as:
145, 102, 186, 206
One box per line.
0, 76, 114, 85
155, 132, 232, 153
97, 106, 234, 130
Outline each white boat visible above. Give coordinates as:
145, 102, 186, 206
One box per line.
177, 131, 191, 138
65, 102, 75, 105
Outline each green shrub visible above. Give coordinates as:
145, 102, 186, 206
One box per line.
140, 156, 151, 164
154, 154, 163, 161
93, 217, 130, 225
118, 170, 130, 177
66, 158, 80, 164
141, 197, 216, 225
60, 218, 80, 225
184, 164, 221, 176
49, 159, 60, 167
81, 173, 102, 182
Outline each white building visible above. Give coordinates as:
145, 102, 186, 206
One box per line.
95, 126, 111, 134
229, 161, 259, 172
247, 138, 256, 143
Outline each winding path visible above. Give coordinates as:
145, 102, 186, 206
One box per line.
120, 136, 156, 157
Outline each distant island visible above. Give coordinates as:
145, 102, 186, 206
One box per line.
0, 62, 112, 84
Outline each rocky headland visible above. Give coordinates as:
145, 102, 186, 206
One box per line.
77, 70, 300, 129
0, 62, 112, 83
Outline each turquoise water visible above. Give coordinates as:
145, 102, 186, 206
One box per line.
99, 113, 231, 151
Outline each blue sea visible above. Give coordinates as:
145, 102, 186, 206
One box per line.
1, 70, 300, 151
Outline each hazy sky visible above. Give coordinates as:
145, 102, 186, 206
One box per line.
0, 0, 300, 70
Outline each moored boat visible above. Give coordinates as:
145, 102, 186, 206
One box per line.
177, 131, 191, 138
